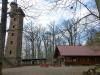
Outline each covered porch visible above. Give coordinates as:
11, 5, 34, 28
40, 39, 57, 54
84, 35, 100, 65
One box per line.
56, 56, 100, 66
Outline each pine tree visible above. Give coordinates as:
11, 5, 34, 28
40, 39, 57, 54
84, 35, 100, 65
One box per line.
87, 32, 100, 50
96, 0, 100, 19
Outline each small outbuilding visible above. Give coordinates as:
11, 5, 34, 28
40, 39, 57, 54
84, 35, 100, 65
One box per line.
54, 46, 100, 66
22, 58, 47, 65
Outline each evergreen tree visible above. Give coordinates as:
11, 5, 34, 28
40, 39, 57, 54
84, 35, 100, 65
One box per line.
87, 32, 100, 50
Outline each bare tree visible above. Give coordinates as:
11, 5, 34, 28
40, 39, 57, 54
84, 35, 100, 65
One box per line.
46, 22, 60, 64
59, 19, 78, 45
42, 32, 49, 58
24, 23, 45, 60
42, 31, 53, 62
35, 25, 42, 59
24, 22, 37, 59
24, 35, 31, 59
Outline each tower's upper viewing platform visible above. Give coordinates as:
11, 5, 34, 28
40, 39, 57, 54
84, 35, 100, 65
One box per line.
9, 2, 25, 18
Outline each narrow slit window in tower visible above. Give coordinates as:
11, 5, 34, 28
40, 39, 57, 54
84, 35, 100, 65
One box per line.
13, 25, 15, 28
10, 41, 13, 45
10, 50, 12, 55
14, 18, 16, 21
11, 33, 14, 36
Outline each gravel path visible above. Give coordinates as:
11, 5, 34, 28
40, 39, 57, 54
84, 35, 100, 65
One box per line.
3, 66, 94, 75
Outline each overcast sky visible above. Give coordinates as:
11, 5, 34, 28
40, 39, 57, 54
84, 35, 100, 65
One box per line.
4, 0, 97, 28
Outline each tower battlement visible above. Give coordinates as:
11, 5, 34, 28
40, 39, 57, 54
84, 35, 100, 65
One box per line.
9, 2, 25, 18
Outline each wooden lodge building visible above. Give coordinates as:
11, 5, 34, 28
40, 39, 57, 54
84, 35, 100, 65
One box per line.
54, 46, 100, 66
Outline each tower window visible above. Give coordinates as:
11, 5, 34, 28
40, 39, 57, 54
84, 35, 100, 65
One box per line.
14, 18, 16, 21
10, 41, 13, 44
13, 25, 15, 28
11, 33, 14, 36
9, 50, 12, 55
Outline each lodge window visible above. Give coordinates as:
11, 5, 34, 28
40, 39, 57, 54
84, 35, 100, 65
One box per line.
73, 58, 77, 62
10, 41, 13, 45
95, 57, 100, 62
65, 57, 72, 62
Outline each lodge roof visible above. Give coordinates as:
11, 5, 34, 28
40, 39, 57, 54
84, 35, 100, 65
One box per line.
55, 45, 100, 57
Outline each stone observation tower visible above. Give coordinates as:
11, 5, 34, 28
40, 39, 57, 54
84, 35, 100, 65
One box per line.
4, 2, 25, 67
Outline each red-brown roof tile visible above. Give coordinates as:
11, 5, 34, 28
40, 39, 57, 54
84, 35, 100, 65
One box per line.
56, 45, 100, 56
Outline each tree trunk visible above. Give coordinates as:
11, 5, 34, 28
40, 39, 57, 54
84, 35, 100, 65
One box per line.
0, 0, 7, 75
32, 42, 34, 58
